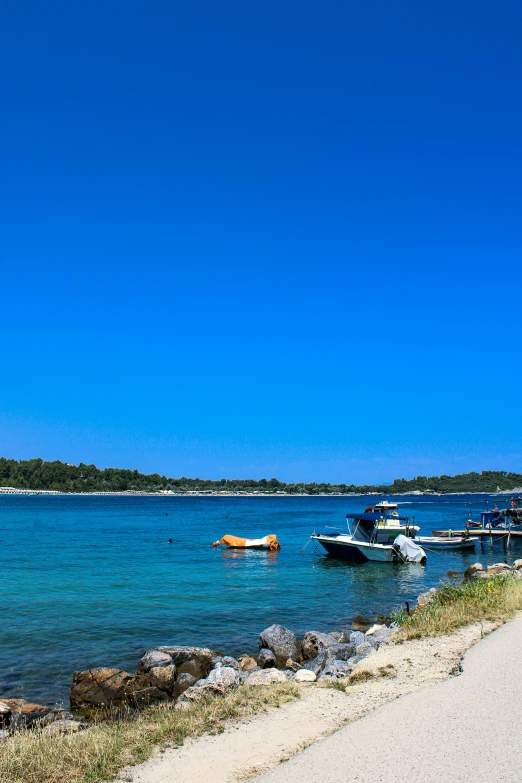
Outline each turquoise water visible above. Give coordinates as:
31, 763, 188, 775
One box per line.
1, 493, 518, 707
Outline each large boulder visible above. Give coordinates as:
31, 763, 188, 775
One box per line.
301, 631, 339, 660
294, 669, 316, 683
131, 687, 169, 708
464, 563, 484, 580
346, 654, 365, 667
331, 660, 354, 675
148, 665, 177, 694
257, 648, 276, 668
237, 668, 257, 684
259, 625, 299, 668
70, 667, 140, 710
239, 655, 258, 671
245, 668, 287, 686
355, 642, 372, 657
0, 699, 53, 729
487, 563, 512, 576
156, 646, 213, 679
417, 588, 438, 607
177, 682, 226, 705
206, 666, 240, 690
370, 626, 394, 645
324, 643, 355, 665
512, 559, 522, 571
0, 702, 10, 729
301, 651, 327, 676
137, 650, 174, 674
221, 656, 241, 671
352, 615, 372, 632
175, 660, 204, 679
172, 672, 197, 699
365, 624, 384, 636
319, 664, 342, 679
348, 631, 366, 647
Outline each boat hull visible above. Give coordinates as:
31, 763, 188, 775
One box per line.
414, 537, 477, 550
312, 536, 394, 562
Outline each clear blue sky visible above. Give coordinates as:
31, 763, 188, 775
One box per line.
1, 1, 521, 484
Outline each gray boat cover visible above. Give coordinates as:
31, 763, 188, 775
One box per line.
393, 534, 426, 563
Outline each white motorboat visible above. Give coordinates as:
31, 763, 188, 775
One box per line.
311, 509, 426, 563
364, 500, 400, 518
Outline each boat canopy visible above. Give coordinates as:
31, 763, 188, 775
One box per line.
480, 510, 503, 524
347, 512, 410, 523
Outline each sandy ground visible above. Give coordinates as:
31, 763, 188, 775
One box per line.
254, 614, 522, 782
124, 619, 499, 783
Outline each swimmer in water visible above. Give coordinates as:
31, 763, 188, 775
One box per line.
167, 538, 173, 544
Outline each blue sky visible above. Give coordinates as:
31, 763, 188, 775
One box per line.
1, 1, 521, 483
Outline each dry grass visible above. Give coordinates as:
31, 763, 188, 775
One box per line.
393, 574, 522, 640
377, 664, 395, 678
346, 669, 375, 686
0, 682, 299, 783
324, 669, 376, 691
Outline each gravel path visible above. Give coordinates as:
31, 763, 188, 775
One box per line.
253, 616, 522, 783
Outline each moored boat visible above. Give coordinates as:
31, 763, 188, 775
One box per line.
414, 535, 478, 550
311, 508, 425, 563
364, 500, 400, 517
481, 501, 522, 531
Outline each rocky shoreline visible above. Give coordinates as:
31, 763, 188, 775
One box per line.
1, 558, 521, 743
0, 621, 394, 741
67, 621, 394, 716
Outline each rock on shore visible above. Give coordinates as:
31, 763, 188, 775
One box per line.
70, 647, 215, 711
301, 632, 339, 660
245, 669, 287, 686
464, 561, 522, 580
0, 699, 87, 736
259, 625, 301, 668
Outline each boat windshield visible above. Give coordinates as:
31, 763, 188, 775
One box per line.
349, 519, 372, 542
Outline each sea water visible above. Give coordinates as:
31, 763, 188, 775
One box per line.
0, 493, 517, 706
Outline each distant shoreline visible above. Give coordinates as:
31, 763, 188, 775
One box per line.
2, 459, 521, 497
0, 487, 519, 498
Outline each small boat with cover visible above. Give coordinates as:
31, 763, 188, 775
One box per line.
213, 534, 281, 550
414, 534, 478, 550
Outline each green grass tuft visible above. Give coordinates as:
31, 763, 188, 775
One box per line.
393, 574, 522, 640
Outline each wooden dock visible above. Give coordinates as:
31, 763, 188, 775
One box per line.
432, 528, 522, 538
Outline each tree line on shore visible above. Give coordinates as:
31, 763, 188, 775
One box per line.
0, 458, 520, 495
